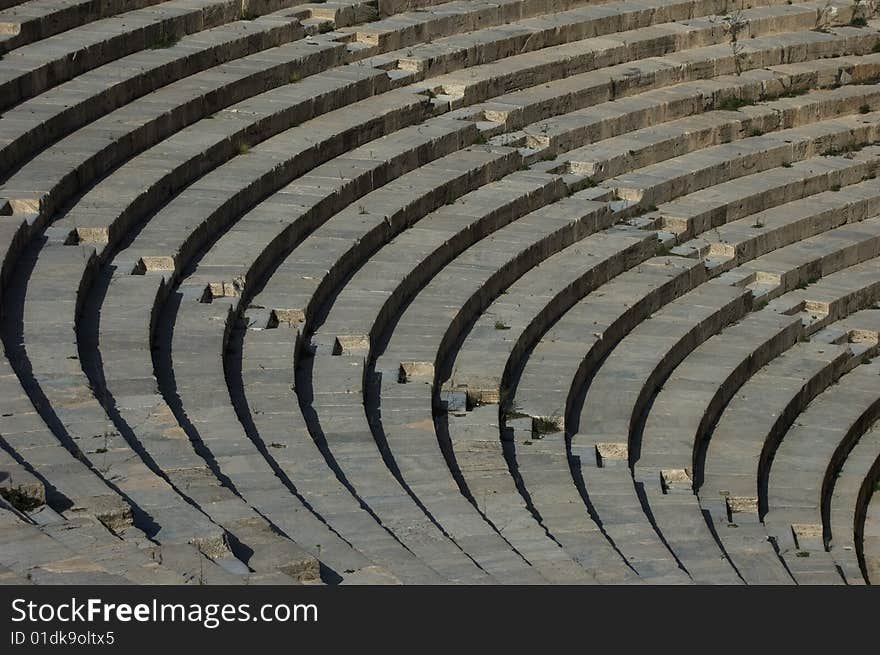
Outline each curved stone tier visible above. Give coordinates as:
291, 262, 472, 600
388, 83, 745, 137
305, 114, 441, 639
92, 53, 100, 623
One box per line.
2, 0, 880, 584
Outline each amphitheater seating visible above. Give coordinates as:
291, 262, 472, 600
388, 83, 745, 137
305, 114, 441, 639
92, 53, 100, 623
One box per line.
2, 0, 880, 585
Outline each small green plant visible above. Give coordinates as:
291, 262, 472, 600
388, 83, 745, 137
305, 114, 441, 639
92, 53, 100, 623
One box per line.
825, 142, 859, 157
474, 133, 488, 145
149, 35, 180, 50
237, 142, 251, 155
831, 184, 842, 192
851, 16, 869, 27
0, 487, 42, 512
778, 87, 809, 99
782, 162, 793, 168
240, 10, 259, 20
874, 40, 880, 54
358, 205, 368, 215
718, 8, 750, 76
494, 320, 510, 330
269, 442, 286, 449
748, 128, 764, 137
797, 276, 820, 290
752, 218, 765, 228
860, 104, 872, 114
533, 415, 562, 435
656, 242, 674, 256
718, 96, 750, 111
95, 447, 108, 454
289, 72, 301, 84
796, 551, 811, 557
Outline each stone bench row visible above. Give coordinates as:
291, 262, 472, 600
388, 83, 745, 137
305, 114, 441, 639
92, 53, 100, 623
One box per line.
701, 339, 855, 584
532, 84, 880, 182
0, 0, 253, 109
23, 119, 480, 581
439, 238, 676, 581
0, 0, 167, 54
507, 65, 876, 159
765, 311, 880, 582
485, 256, 711, 582
94, 147, 523, 582
830, 420, 880, 584
859, 462, 880, 583
50, 0, 805, 262
384, 0, 732, 80
0, 8, 306, 178
380, 228, 660, 580
354, 204, 649, 582
425, 2, 847, 108
720, 216, 880, 300
0, 357, 294, 584
1, 15, 868, 330
673, 165, 880, 269
447, 117, 880, 410
31, 127, 474, 584
533, 206, 880, 580
298, 171, 631, 582
602, 110, 880, 206
319, 191, 631, 581
638, 258, 880, 580
640, 145, 880, 240
238, 325, 455, 584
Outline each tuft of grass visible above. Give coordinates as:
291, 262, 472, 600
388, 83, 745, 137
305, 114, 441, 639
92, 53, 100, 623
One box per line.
824, 142, 859, 157
494, 320, 510, 330
717, 96, 750, 111
860, 104, 872, 114
778, 87, 809, 99
830, 184, 841, 192
533, 416, 561, 435
474, 133, 488, 145
656, 242, 674, 256
796, 551, 811, 558
149, 35, 180, 50
851, 16, 868, 27
874, 40, 880, 54
782, 161, 793, 168
0, 487, 42, 512
237, 142, 251, 155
